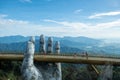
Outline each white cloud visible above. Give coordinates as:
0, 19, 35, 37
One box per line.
0, 16, 73, 37
96, 19, 120, 29
44, 19, 89, 29
1, 14, 120, 38
0, 17, 29, 25
89, 11, 120, 19
74, 9, 82, 14
19, 0, 32, 3
44, 19, 120, 38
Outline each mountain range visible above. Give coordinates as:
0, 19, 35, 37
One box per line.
0, 35, 120, 56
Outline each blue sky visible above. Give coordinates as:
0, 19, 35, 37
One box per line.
0, 0, 120, 38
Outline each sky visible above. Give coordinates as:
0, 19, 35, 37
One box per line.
0, 0, 120, 39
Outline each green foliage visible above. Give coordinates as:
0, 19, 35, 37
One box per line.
0, 61, 120, 80
62, 64, 96, 80
0, 61, 22, 80
113, 67, 120, 80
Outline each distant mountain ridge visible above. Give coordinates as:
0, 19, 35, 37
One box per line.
0, 35, 29, 43
0, 35, 120, 55
0, 40, 84, 53
0, 35, 99, 53
0, 35, 100, 44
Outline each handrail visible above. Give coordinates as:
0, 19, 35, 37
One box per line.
0, 53, 120, 66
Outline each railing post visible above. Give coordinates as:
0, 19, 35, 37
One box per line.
47, 37, 53, 54
40, 34, 46, 53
